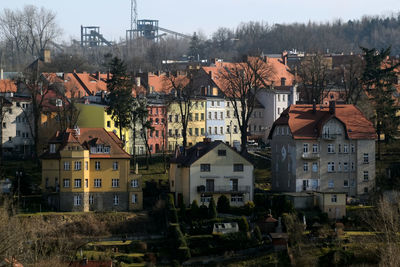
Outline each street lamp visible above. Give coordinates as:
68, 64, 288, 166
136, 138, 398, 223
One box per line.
15, 170, 23, 211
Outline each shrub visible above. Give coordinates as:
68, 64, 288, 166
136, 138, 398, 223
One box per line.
190, 200, 200, 220
238, 216, 249, 232
199, 205, 208, 218
169, 208, 179, 223
208, 198, 217, 219
178, 199, 186, 221
253, 225, 262, 241
217, 195, 230, 213
167, 194, 175, 209
243, 201, 255, 215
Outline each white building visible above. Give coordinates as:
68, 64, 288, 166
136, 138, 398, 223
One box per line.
205, 97, 225, 142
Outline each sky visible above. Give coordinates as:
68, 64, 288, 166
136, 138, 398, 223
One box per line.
2, 0, 400, 43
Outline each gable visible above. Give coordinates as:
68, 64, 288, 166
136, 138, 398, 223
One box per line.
191, 143, 252, 166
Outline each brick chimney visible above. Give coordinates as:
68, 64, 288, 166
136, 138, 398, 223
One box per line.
282, 51, 288, 66
329, 101, 336, 114
312, 99, 316, 114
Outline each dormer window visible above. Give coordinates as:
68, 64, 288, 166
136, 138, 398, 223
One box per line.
91, 144, 110, 154
50, 144, 56, 153
55, 99, 63, 107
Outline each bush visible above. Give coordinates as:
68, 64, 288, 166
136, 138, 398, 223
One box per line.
238, 216, 249, 232
178, 199, 186, 221
169, 208, 179, 223
167, 194, 175, 209
208, 198, 217, 219
217, 195, 230, 213
253, 225, 262, 241
199, 205, 208, 218
190, 200, 200, 220
243, 201, 255, 216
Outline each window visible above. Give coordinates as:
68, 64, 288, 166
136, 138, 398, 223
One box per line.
201, 128, 205, 135
169, 115, 172, 122
2, 122, 6, 128
363, 153, 369, 164
303, 143, 309, 153
155, 118, 159, 124
131, 179, 139, 188
195, 128, 199, 136
113, 194, 119, 206
74, 179, 81, 188
328, 144, 335, 153
211, 101, 214, 106
234, 164, 244, 172
214, 112, 217, 119
278, 108, 281, 114
85, 179, 88, 188
195, 113, 199, 121
74, 161, 81, 171
234, 125, 238, 133
63, 179, 70, 188
351, 162, 355, 171
201, 195, 212, 203
189, 128, 193, 136
112, 179, 119, 188
85, 161, 88, 170
169, 129, 173, 137
328, 180, 334, 188
201, 113, 205, 120
226, 125, 230, 134
226, 110, 230, 118
303, 163, 309, 172
231, 194, 244, 203
220, 112, 223, 120
312, 162, 318, 172
343, 162, 349, 172
351, 144, 355, 153
364, 187, 369, 193
89, 195, 94, 204
74, 195, 81, 206
208, 112, 211, 119
328, 162, 335, 172
363, 171, 369, 181
218, 150, 226, 156
331, 194, 337, 203
343, 144, 349, 153
50, 144, 56, 153
132, 194, 138, 204
107, 121, 111, 128
95, 161, 100, 170
175, 115, 179, 122
16, 130, 20, 137
312, 144, 318, 153
201, 164, 211, 172
214, 127, 217, 134
338, 162, 342, 172
64, 161, 70, 171
344, 180, 349, 187
94, 179, 102, 188
220, 127, 223, 134
278, 94, 281, 101
338, 144, 342, 153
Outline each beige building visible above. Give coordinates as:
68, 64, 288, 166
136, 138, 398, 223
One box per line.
169, 140, 254, 207
269, 102, 376, 199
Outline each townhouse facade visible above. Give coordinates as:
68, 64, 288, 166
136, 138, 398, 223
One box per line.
205, 97, 225, 141
41, 127, 142, 211
269, 102, 376, 198
169, 140, 254, 207
147, 99, 167, 153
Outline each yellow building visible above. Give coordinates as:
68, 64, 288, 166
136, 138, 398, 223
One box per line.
167, 99, 206, 150
76, 103, 136, 155
41, 127, 142, 211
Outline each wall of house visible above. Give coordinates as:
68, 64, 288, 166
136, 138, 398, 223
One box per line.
224, 101, 241, 147
318, 193, 346, 219
356, 139, 375, 196
188, 143, 254, 206
205, 98, 225, 141
147, 104, 167, 153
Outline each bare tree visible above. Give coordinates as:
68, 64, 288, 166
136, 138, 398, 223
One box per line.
0, 5, 62, 69
219, 56, 271, 152
297, 54, 332, 104
163, 71, 193, 148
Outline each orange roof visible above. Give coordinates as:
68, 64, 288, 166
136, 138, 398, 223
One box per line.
41, 127, 130, 159
0, 79, 17, 93
269, 104, 376, 140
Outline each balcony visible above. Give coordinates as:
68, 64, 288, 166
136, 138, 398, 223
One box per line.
197, 185, 250, 194
301, 152, 320, 160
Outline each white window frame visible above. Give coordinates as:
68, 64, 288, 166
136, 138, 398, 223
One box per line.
363, 171, 369, 181
95, 161, 101, 170
94, 179, 102, 188
303, 163, 309, 172
328, 180, 334, 188
112, 179, 119, 188
312, 162, 318, 172
303, 143, 309, 153
113, 194, 119, 206
74, 195, 81, 206
64, 161, 70, 171
74, 161, 81, 171
131, 179, 139, 188
89, 194, 94, 205
363, 153, 369, 164
113, 161, 118, 170
132, 194, 137, 204
328, 162, 335, 172
331, 194, 337, 203
327, 144, 335, 153
63, 179, 70, 188
74, 179, 81, 188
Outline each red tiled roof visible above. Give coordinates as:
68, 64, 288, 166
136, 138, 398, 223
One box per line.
269, 104, 376, 140
0, 79, 17, 93
41, 127, 130, 159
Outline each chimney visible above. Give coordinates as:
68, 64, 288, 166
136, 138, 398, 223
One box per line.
329, 101, 336, 114
209, 71, 212, 80
0, 68, 3, 80
107, 71, 110, 81
312, 99, 316, 114
96, 71, 101, 80
282, 50, 288, 66
40, 49, 51, 63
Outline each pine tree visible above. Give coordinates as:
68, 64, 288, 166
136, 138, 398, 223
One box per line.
208, 198, 217, 219
361, 47, 400, 158
107, 57, 134, 147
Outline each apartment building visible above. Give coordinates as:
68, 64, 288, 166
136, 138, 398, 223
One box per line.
41, 127, 142, 211
169, 140, 254, 207
1, 95, 34, 158
205, 97, 225, 141
269, 102, 376, 198
147, 98, 167, 153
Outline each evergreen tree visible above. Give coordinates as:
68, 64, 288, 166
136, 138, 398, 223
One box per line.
361, 46, 400, 158
190, 200, 199, 220
217, 195, 230, 213
107, 57, 134, 146
208, 198, 217, 219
